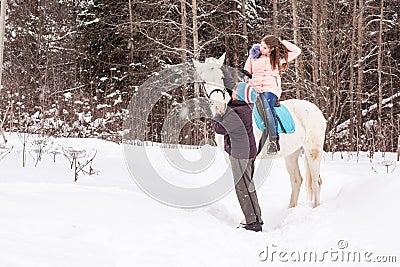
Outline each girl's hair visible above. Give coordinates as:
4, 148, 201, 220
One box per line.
261, 35, 289, 74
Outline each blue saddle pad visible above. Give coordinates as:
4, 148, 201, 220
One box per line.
253, 104, 295, 134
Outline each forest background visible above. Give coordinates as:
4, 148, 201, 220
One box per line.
0, 0, 399, 153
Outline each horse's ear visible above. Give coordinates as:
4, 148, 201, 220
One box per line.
192, 59, 201, 70
216, 53, 226, 66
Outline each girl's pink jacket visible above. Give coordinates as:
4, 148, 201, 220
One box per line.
244, 40, 301, 98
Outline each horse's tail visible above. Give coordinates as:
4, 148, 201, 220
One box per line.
305, 156, 314, 202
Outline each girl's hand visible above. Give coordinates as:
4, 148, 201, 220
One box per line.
232, 91, 238, 100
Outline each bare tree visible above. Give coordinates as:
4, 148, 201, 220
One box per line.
348, 0, 358, 151
273, 0, 279, 35
241, 0, 248, 53
0, 0, 6, 92
232, 1, 239, 68
192, 0, 199, 60
128, 0, 134, 62
180, 0, 188, 63
291, 0, 302, 99
311, 0, 320, 97
377, 0, 384, 150
319, 0, 328, 96
356, 0, 365, 152
0, 0, 6, 139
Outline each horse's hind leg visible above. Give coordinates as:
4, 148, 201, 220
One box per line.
284, 148, 303, 208
304, 148, 323, 208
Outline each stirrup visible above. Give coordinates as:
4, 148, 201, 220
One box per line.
266, 138, 280, 154
266, 142, 278, 154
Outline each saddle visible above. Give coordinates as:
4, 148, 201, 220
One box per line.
254, 96, 295, 155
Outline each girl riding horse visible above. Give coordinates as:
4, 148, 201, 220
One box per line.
244, 35, 301, 154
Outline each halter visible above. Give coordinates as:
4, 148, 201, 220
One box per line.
199, 81, 232, 101
206, 88, 227, 100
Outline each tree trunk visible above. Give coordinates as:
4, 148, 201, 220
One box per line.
180, 0, 187, 63
0, 0, 7, 92
192, 0, 199, 60
311, 0, 320, 100
272, 0, 279, 35
397, 135, 400, 161
224, 24, 230, 63
291, 0, 302, 99
348, 0, 358, 151
241, 0, 248, 55
232, 1, 239, 69
192, 0, 200, 145
180, 0, 190, 142
319, 0, 329, 113
356, 0, 365, 152
377, 0, 384, 151
128, 0, 134, 62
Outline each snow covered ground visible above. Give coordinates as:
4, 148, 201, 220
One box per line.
0, 133, 399, 267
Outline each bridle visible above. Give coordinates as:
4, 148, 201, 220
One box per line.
206, 88, 228, 100
199, 81, 232, 101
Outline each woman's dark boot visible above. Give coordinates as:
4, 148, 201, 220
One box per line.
238, 221, 263, 232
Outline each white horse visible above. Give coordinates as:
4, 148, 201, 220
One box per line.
193, 54, 327, 208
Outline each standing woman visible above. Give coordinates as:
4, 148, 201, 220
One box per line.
212, 85, 263, 232
244, 35, 301, 153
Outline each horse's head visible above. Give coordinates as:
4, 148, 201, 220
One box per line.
193, 53, 231, 116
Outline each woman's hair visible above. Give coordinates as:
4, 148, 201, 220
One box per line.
261, 35, 289, 74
